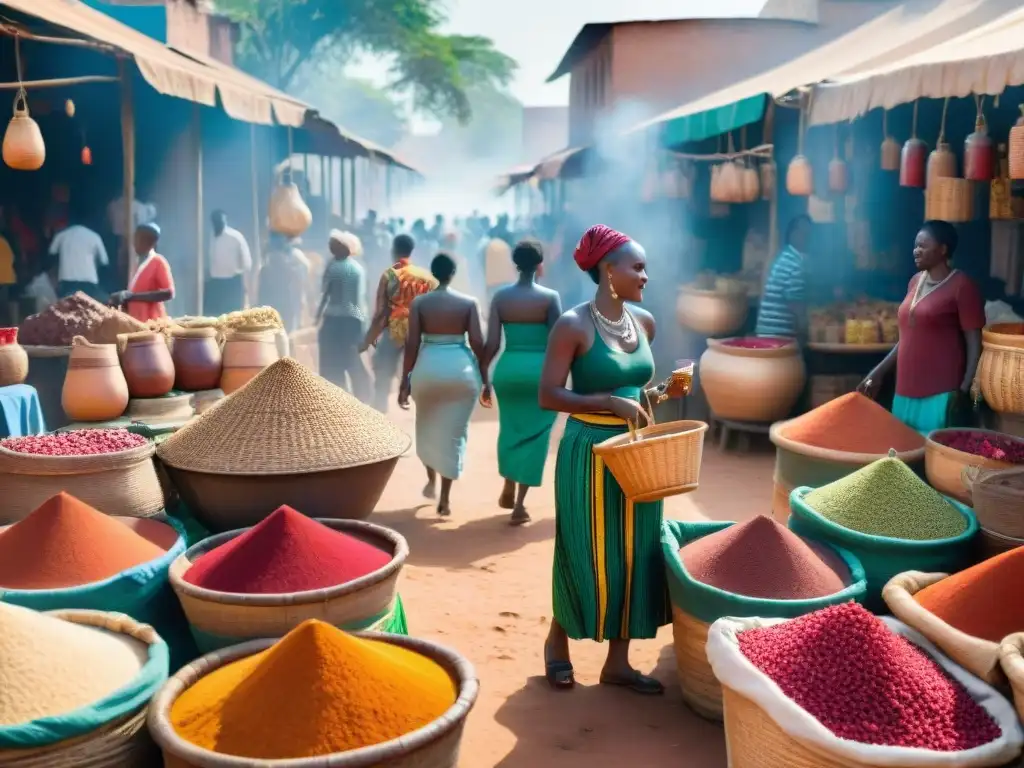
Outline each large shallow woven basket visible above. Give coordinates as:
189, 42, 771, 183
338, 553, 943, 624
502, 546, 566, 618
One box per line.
978, 328, 1024, 414
168, 518, 408, 651
147, 632, 479, 768
671, 606, 721, 721
0, 610, 164, 768
593, 419, 708, 502
925, 429, 1018, 505
963, 466, 1024, 538
0, 441, 163, 524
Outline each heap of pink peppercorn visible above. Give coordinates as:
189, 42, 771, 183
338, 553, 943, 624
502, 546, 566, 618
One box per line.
936, 430, 1024, 464
738, 603, 1001, 751
1, 429, 148, 457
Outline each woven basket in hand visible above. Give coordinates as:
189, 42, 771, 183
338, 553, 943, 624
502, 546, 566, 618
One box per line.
962, 466, 1024, 538
168, 518, 408, 653
592, 405, 708, 502
147, 632, 479, 768
0, 441, 163, 524
157, 358, 410, 476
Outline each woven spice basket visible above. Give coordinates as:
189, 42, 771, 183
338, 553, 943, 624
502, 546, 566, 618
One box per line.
592, 413, 708, 502
0, 610, 163, 768
882, 571, 1005, 686
925, 430, 1019, 505
962, 466, 1024, 539
0, 440, 163, 524
671, 607, 721, 720
924, 176, 974, 223
147, 632, 479, 768
168, 518, 408, 652
1000, 634, 1024, 723
977, 327, 1024, 415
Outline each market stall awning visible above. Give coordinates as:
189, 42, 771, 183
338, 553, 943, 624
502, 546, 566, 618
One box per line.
494, 164, 536, 195
626, 0, 1022, 144
810, 5, 1024, 125
3, 0, 306, 126
300, 116, 421, 174
533, 146, 591, 180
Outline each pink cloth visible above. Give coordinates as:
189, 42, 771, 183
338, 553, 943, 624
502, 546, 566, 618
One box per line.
573, 225, 630, 271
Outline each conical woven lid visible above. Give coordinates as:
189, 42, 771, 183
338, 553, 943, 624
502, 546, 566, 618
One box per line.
156, 358, 410, 475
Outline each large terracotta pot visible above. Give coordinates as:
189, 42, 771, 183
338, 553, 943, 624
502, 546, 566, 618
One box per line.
171, 327, 222, 392
676, 287, 749, 337
978, 324, 1024, 415
700, 337, 806, 423
220, 328, 279, 395
121, 332, 175, 398
0, 327, 28, 386
62, 338, 129, 422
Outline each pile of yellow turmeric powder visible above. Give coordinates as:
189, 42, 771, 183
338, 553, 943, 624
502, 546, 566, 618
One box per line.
169, 620, 457, 759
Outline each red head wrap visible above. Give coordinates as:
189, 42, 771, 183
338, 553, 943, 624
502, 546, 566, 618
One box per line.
573, 225, 631, 272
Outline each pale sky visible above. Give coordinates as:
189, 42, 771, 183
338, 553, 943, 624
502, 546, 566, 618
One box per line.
349, 0, 769, 108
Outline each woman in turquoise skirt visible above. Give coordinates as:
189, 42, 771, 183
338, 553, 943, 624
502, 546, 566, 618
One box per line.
481, 239, 561, 525
539, 224, 676, 695
859, 221, 985, 434
400, 254, 488, 516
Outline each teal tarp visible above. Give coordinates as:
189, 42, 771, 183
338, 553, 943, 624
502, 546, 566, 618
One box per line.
662, 519, 866, 624
660, 94, 767, 147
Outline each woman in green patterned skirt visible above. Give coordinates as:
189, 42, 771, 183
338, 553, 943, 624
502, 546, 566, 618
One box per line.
539, 224, 675, 695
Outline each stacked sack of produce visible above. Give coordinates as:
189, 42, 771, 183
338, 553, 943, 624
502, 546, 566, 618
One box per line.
769, 393, 925, 522
0, 429, 164, 522
661, 516, 865, 719
788, 453, 977, 610
884, 547, 1024, 687
707, 603, 1023, 767
148, 619, 478, 766
168, 505, 409, 652
0, 491, 195, 669
0, 602, 168, 766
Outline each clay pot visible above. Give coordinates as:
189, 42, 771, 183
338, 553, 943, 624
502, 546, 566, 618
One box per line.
0, 327, 28, 387
62, 338, 129, 422
121, 332, 175, 398
699, 337, 806, 423
220, 329, 279, 395
171, 327, 222, 392
676, 286, 749, 337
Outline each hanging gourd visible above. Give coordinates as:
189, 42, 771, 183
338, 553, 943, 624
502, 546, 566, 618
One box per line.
927, 98, 957, 188
786, 99, 812, 196
64, 99, 75, 118
900, 102, 926, 188
269, 129, 313, 237
964, 96, 994, 182
81, 146, 92, 166
760, 158, 776, 200
880, 110, 900, 171
710, 163, 723, 202
2, 89, 44, 172
741, 160, 760, 203
828, 126, 848, 195
1009, 105, 1024, 180
719, 161, 742, 203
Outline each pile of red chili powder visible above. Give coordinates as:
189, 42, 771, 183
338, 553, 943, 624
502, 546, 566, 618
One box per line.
0, 492, 172, 589
680, 516, 848, 599
184, 505, 392, 594
914, 547, 1024, 643
781, 392, 924, 454
738, 603, 1002, 750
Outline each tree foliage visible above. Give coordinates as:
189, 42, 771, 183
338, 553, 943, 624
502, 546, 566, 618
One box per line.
217, 0, 517, 124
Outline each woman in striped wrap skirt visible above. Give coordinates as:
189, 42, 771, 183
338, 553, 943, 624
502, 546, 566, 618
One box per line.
538, 224, 676, 695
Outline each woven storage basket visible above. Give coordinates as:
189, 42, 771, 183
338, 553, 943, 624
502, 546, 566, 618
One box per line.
0, 440, 163, 524
593, 416, 708, 502
168, 518, 408, 652
882, 571, 1005, 685
925, 176, 973, 222
671, 606, 721, 720
1000, 633, 1024, 723
963, 466, 1024, 538
147, 632, 479, 768
978, 329, 1024, 414
713, 616, 1024, 768
0, 610, 166, 768
925, 430, 1018, 505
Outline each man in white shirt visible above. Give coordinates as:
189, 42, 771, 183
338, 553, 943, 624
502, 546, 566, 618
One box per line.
23, 257, 59, 313
49, 219, 109, 299
206, 210, 252, 316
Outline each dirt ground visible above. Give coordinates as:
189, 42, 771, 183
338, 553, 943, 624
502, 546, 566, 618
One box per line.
373, 405, 775, 768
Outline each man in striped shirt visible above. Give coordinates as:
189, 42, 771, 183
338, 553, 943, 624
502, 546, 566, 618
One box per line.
755, 214, 811, 339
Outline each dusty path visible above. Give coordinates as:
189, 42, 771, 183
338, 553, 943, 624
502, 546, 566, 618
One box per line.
372, 406, 774, 767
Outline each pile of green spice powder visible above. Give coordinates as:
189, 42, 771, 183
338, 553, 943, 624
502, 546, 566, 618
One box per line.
804, 456, 967, 540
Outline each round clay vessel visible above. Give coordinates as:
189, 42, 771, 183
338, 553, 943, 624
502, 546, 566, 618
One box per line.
220, 329, 279, 395
171, 327, 222, 392
676, 286, 749, 337
121, 332, 175, 398
62, 339, 129, 421
0, 328, 28, 387
700, 337, 806, 422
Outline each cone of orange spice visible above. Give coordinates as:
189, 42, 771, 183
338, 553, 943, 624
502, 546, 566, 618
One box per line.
169, 620, 457, 759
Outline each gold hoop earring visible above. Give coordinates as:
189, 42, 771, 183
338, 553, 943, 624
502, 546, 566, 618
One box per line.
607, 270, 618, 300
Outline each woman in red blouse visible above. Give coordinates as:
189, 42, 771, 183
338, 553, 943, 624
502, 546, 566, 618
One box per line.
859, 220, 984, 433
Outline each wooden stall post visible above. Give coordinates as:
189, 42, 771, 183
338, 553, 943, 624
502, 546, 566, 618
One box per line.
249, 122, 262, 279
349, 158, 357, 223
193, 103, 204, 315
118, 58, 136, 285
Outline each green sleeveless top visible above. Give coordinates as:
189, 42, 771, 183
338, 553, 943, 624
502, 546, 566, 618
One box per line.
502, 322, 549, 352
570, 311, 654, 402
